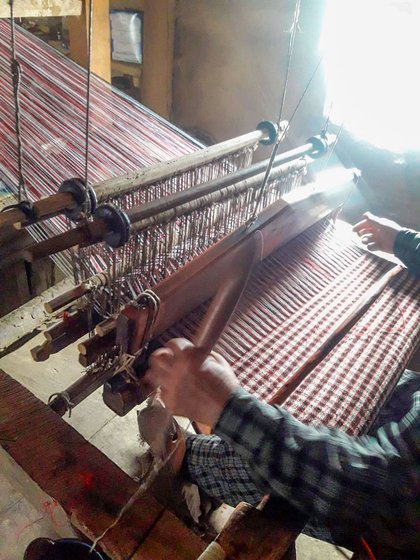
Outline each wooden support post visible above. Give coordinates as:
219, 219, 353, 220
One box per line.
67, 0, 111, 83
0, 0, 82, 17
142, 0, 176, 118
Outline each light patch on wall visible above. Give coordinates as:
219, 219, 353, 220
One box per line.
321, 0, 420, 153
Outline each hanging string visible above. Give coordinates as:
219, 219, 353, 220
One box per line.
84, 0, 94, 217
247, 0, 302, 224
9, 0, 28, 202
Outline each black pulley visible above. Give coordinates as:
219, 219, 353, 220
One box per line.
256, 120, 278, 145
94, 203, 131, 248
58, 178, 97, 221
306, 135, 330, 159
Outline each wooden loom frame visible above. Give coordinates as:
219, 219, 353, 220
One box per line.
0, 170, 362, 559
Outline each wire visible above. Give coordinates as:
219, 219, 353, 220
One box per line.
84, 0, 94, 217
247, 0, 303, 224
360, 537, 377, 560
9, 0, 28, 202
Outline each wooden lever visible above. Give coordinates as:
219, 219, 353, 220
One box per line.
194, 231, 263, 354
192, 231, 263, 433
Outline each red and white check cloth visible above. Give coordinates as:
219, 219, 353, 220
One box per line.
167, 219, 420, 435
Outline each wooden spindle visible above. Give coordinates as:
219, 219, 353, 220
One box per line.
24, 219, 108, 262
44, 273, 107, 314
95, 317, 116, 337
77, 330, 116, 357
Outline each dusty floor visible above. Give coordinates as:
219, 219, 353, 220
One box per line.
0, 332, 352, 560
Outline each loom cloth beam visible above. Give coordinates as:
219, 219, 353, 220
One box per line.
47, 169, 357, 416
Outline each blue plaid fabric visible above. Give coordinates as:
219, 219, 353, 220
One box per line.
185, 370, 420, 558
395, 229, 420, 278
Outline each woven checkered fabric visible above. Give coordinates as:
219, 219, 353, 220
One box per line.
282, 271, 420, 434
167, 218, 420, 435
185, 434, 263, 507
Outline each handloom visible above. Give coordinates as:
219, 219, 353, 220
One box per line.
1, 10, 420, 560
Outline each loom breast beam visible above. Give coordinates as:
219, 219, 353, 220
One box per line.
0, 126, 272, 231
48, 168, 358, 416
22, 136, 331, 264
0, 130, 330, 234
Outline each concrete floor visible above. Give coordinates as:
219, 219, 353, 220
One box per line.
0, 332, 352, 559
0, 470, 60, 560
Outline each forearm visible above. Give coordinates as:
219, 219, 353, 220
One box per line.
214, 387, 417, 532
394, 228, 420, 277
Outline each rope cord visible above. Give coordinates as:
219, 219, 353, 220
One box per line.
247, 0, 302, 223
84, 0, 94, 217
48, 391, 75, 418
9, 0, 28, 202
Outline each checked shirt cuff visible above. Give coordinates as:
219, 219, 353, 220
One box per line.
213, 386, 272, 463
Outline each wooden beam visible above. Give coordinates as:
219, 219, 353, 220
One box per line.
0, 0, 82, 17
142, 0, 175, 118
0, 369, 206, 559
67, 0, 111, 83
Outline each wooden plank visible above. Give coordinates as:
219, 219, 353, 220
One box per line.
214, 502, 302, 560
132, 509, 205, 560
142, 0, 176, 118
0, 369, 205, 559
0, 0, 82, 17
67, 0, 111, 82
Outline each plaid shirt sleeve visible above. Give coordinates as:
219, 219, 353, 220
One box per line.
214, 385, 420, 548
394, 228, 420, 277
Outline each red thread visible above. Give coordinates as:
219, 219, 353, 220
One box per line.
15, 516, 44, 542
360, 537, 377, 560
42, 498, 67, 529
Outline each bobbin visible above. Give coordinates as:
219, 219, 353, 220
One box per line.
306, 135, 330, 158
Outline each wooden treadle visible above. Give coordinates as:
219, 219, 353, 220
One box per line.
0, 369, 205, 559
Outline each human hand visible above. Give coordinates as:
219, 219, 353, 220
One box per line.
353, 212, 402, 253
142, 338, 240, 428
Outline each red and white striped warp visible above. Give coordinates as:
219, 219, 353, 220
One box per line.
166, 219, 420, 436
0, 21, 199, 201
0, 21, 201, 275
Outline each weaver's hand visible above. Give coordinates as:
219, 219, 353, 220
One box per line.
353, 212, 402, 253
143, 338, 240, 427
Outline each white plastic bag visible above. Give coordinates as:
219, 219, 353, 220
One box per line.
110, 10, 142, 64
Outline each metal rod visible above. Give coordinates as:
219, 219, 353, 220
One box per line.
131, 159, 306, 233
127, 139, 322, 224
